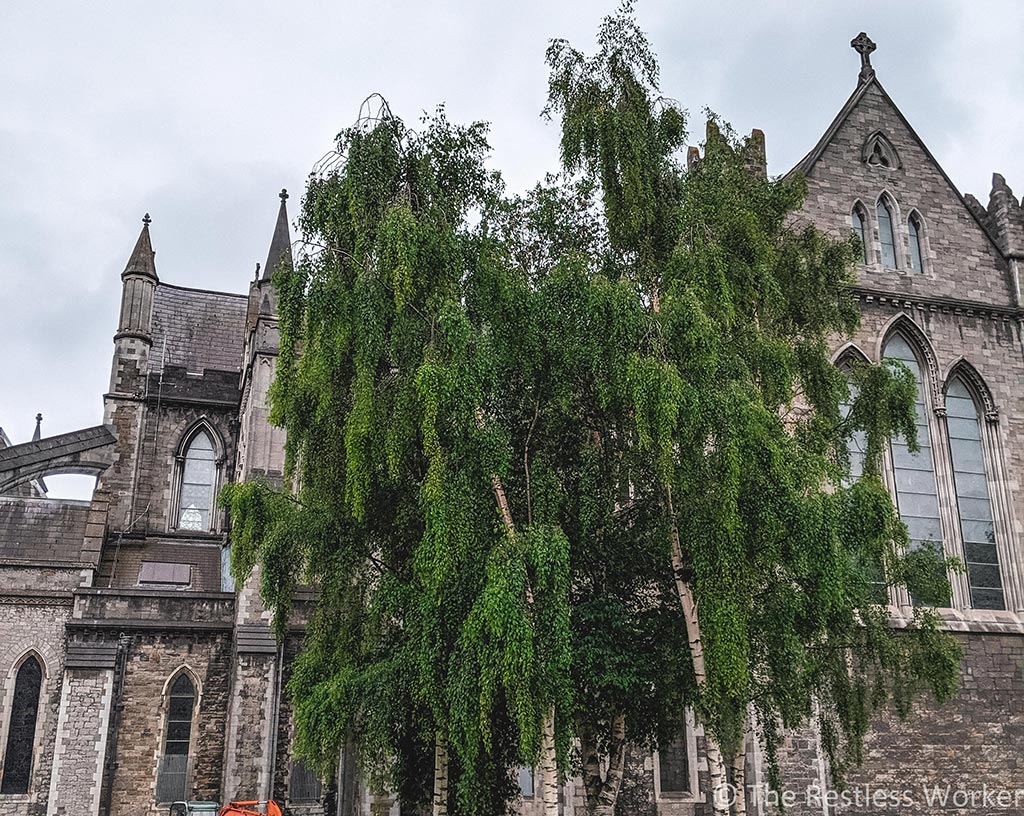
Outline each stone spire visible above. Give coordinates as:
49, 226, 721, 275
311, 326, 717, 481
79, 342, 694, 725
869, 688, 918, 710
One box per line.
261, 189, 292, 281
851, 32, 877, 84
123, 213, 158, 281
32, 414, 42, 442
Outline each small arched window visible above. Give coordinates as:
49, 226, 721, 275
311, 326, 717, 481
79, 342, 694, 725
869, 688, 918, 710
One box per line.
877, 198, 898, 269
883, 335, 943, 556
946, 377, 1004, 610
1, 655, 43, 794
908, 214, 924, 273
850, 205, 868, 264
178, 430, 216, 531
156, 673, 196, 802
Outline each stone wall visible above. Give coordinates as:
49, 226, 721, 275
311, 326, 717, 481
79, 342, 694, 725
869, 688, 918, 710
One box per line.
104, 631, 232, 815
47, 668, 113, 816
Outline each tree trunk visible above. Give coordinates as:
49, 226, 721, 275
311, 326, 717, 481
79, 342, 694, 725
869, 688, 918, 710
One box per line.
581, 710, 628, 816
731, 734, 747, 816
539, 705, 560, 816
667, 487, 730, 816
432, 731, 449, 816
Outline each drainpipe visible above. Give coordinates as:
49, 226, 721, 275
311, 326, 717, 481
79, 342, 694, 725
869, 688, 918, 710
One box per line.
101, 633, 131, 816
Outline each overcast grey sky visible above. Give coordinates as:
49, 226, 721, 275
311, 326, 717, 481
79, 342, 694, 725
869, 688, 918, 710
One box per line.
2, 1, 1023, 497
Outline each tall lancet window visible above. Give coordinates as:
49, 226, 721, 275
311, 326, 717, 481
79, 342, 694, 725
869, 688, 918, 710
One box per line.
883, 335, 943, 558
877, 198, 898, 268
908, 214, 925, 273
851, 204, 868, 264
178, 430, 216, 531
156, 673, 196, 802
946, 377, 1004, 610
838, 361, 867, 483
1, 655, 43, 794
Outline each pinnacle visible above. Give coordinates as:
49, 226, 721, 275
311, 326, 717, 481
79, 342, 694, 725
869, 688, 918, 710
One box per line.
123, 213, 158, 280
262, 189, 292, 282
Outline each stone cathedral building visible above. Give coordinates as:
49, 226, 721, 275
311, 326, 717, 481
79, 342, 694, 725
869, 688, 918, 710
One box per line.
1, 33, 1023, 816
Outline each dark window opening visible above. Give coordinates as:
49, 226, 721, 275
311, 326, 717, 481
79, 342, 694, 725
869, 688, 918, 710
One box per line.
658, 724, 690, 794
1, 656, 42, 794
289, 759, 323, 803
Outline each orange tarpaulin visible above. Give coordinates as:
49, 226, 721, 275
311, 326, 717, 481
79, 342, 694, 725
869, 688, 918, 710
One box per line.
218, 803, 282, 816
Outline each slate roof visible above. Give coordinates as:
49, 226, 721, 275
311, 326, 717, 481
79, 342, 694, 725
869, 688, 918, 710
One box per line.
149, 283, 248, 374
0, 496, 91, 565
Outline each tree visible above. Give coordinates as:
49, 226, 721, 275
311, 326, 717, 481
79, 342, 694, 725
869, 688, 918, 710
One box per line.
544, 4, 960, 814
224, 7, 961, 816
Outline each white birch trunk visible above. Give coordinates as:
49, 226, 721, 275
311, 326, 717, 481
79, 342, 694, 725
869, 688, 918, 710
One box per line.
585, 710, 627, 816
667, 487, 730, 816
539, 705, 559, 816
731, 736, 747, 816
432, 731, 449, 816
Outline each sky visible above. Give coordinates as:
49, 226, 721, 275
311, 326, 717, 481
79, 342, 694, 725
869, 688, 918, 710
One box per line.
2, 1, 1023, 498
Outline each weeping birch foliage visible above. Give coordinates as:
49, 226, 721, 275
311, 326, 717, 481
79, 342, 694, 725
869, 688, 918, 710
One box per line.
222, 5, 962, 813
544, 1, 960, 793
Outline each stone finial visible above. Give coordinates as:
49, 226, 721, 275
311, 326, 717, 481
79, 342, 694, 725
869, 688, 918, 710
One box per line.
851, 32, 876, 83
142, 213, 152, 226
279, 188, 288, 202
32, 413, 42, 442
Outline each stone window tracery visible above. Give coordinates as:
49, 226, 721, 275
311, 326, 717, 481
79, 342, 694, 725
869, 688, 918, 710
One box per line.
0, 655, 42, 795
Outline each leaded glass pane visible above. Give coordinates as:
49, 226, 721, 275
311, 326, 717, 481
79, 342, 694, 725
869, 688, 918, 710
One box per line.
0, 657, 42, 794
877, 200, 897, 268
839, 366, 866, 483
658, 725, 690, 793
178, 431, 216, 530
909, 217, 924, 272
158, 673, 195, 797
851, 207, 868, 263
290, 760, 323, 803
884, 336, 944, 563
946, 377, 1004, 610
518, 767, 535, 797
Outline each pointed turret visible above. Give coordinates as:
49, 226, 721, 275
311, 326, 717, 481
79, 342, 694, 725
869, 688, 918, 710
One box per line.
261, 189, 292, 282
123, 213, 158, 281
32, 414, 42, 442
110, 213, 159, 396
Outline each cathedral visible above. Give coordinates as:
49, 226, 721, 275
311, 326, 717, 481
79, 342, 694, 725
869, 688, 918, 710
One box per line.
1, 33, 1023, 816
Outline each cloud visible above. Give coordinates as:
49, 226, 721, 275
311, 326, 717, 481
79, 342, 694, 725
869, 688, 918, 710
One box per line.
1, 0, 1021, 496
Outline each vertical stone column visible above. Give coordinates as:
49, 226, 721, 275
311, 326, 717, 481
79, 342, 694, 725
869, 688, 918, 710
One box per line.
46, 648, 116, 816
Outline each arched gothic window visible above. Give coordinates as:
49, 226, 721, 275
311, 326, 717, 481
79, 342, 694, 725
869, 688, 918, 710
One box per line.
1, 655, 43, 794
155, 673, 196, 802
177, 430, 216, 531
850, 204, 868, 264
877, 198, 898, 269
908, 213, 925, 273
946, 377, 1004, 610
883, 335, 943, 558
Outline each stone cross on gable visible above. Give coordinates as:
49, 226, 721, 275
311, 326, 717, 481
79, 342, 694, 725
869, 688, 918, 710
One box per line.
851, 32, 876, 83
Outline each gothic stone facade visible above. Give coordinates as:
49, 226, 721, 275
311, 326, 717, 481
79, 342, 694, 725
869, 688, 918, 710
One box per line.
1, 34, 1023, 816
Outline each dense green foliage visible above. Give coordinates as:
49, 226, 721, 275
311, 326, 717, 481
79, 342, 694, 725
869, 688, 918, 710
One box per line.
222, 5, 961, 813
